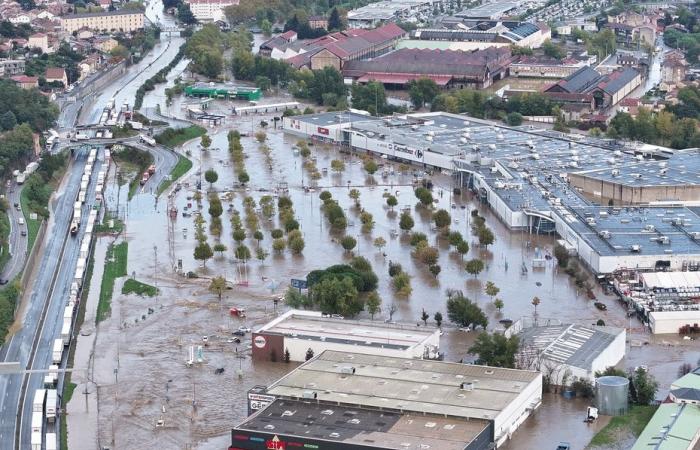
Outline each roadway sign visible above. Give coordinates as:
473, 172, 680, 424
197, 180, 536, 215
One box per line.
290, 278, 307, 289
0, 362, 20, 375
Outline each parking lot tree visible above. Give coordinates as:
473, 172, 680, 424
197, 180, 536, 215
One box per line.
330, 159, 345, 173
399, 212, 414, 232
253, 230, 264, 245
373, 237, 386, 252
278, 196, 293, 209
238, 171, 250, 184
311, 276, 362, 317
360, 211, 374, 233
414, 187, 433, 207
319, 191, 332, 202
388, 262, 403, 277
271, 228, 284, 239
386, 195, 398, 210
305, 348, 315, 361
446, 291, 487, 329
349, 188, 361, 206
272, 238, 286, 254
429, 264, 441, 277
465, 258, 484, 277
285, 286, 309, 308
485, 281, 500, 301
448, 231, 463, 247
531, 296, 541, 315
392, 271, 412, 297
456, 240, 470, 259
201, 134, 211, 150
213, 243, 227, 255
421, 308, 429, 325
410, 232, 427, 246
494, 298, 504, 312
256, 247, 269, 264
341, 235, 357, 252
233, 229, 246, 243
289, 236, 305, 254
468, 332, 519, 368
284, 218, 300, 232
255, 130, 267, 143
209, 276, 227, 301
553, 244, 570, 267
434, 311, 443, 327
366, 291, 381, 320
194, 241, 213, 267
363, 159, 378, 175
204, 168, 218, 188
415, 242, 438, 266
433, 209, 451, 229
208, 200, 222, 218
235, 244, 251, 261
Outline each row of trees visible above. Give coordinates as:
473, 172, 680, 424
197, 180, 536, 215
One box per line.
432, 90, 558, 121
227, 130, 250, 184
606, 109, 700, 149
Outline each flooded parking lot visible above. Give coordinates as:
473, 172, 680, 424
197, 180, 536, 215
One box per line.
79, 100, 700, 450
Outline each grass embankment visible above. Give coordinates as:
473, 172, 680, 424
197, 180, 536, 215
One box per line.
0, 211, 10, 272
0, 281, 20, 345
21, 152, 69, 252
122, 278, 158, 297
131, 111, 166, 127
587, 405, 658, 448
157, 153, 192, 195
59, 381, 77, 449
155, 125, 205, 148
112, 146, 154, 200
96, 242, 128, 323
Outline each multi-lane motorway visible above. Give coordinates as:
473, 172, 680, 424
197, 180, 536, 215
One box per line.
0, 1, 184, 448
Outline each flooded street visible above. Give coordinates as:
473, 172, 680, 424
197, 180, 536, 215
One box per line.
74, 98, 700, 450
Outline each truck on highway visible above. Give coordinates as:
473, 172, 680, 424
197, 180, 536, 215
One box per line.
31, 431, 41, 450
140, 171, 150, 185
16, 172, 25, 184
148, 164, 156, 175
25, 161, 39, 174
43, 365, 58, 388
46, 389, 57, 422
140, 134, 156, 146
61, 320, 71, 343
79, 190, 86, 203
32, 389, 46, 413
52, 339, 63, 364
46, 433, 57, 450
31, 411, 42, 433
75, 131, 89, 140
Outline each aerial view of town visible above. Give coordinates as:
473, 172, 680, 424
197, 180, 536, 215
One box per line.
1, 0, 700, 447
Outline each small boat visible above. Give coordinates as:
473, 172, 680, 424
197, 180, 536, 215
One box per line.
594, 302, 607, 311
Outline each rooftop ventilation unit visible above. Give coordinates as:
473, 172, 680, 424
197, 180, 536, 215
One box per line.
611, 169, 620, 177
340, 366, 356, 375
599, 230, 611, 239
586, 217, 596, 226
660, 168, 668, 176
643, 224, 656, 232
630, 244, 641, 252
426, 136, 433, 142
657, 236, 670, 245
460, 381, 475, 391
411, 125, 419, 130
488, 144, 496, 151
302, 391, 318, 399
690, 232, 700, 240
460, 137, 468, 144
527, 140, 534, 149
497, 133, 504, 140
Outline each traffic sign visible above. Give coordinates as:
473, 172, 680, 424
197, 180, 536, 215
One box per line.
290, 278, 307, 289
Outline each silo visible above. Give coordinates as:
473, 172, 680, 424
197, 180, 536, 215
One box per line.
596, 376, 629, 416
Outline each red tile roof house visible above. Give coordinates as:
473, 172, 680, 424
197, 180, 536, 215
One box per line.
11, 75, 39, 89
45, 67, 68, 87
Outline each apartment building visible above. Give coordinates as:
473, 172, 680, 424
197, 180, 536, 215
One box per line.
185, 0, 239, 22
61, 10, 145, 33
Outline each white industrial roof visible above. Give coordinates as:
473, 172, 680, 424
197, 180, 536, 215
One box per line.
641, 272, 700, 290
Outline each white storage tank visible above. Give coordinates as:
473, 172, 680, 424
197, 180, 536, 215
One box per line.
596, 376, 629, 416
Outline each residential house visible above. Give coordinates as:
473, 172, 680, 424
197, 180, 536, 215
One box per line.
45, 67, 68, 86
511, 54, 594, 78
98, 0, 112, 10
27, 33, 50, 53
618, 97, 640, 117
9, 14, 31, 25
663, 50, 688, 85
185, 0, 239, 22
308, 15, 328, 30
0, 58, 26, 77
94, 36, 119, 53
10, 75, 39, 89
61, 10, 145, 33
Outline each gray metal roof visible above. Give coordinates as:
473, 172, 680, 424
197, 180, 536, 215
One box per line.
519, 324, 624, 370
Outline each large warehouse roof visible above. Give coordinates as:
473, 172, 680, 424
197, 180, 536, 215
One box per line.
258, 310, 439, 351
266, 350, 541, 421
236, 398, 491, 450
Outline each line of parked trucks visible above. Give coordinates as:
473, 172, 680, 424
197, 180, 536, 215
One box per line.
31, 148, 111, 449
13, 161, 40, 185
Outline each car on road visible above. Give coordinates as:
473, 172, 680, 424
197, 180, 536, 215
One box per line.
232, 330, 245, 336
0, 279, 8, 285
202, 336, 208, 343
238, 326, 251, 333
21, 230, 27, 236
14, 203, 20, 211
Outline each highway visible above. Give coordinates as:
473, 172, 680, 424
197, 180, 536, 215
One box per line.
0, 0, 184, 447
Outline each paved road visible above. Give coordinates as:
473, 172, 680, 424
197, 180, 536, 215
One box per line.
0, 152, 87, 449
0, 0, 185, 446
1, 186, 28, 283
